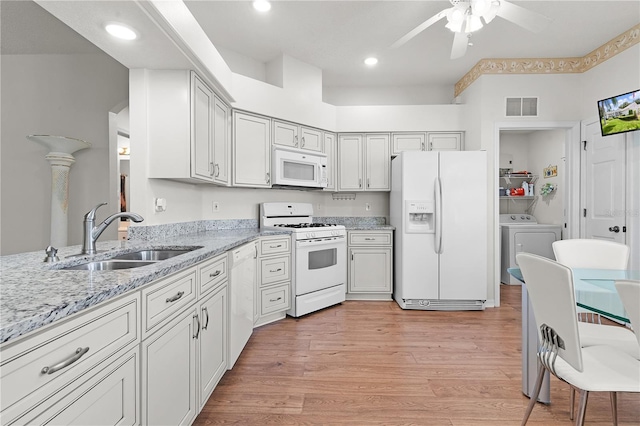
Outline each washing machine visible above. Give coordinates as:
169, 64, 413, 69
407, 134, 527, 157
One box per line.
500, 214, 562, 285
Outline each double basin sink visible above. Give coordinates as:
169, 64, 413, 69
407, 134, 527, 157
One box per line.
62, 247, 202, 271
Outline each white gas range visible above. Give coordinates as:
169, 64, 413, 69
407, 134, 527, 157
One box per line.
260, 203, 346, 317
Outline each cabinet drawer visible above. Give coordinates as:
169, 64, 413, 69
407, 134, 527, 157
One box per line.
15, 349, 139, 426
261, 283, 291, 316
259, 237, 290, 256
260, 255, 290, 286
199, 253, 227, 295
349, 231, 392, 246
142, 267, 197, 338
0, 293, 139, 419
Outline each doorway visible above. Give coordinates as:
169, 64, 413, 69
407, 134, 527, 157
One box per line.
493, 121, 581, 306
108, 103, 130, 240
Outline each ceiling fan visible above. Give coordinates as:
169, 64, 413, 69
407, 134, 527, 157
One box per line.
391, 0, 552, 59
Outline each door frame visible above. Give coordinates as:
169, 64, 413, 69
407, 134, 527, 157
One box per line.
493, 120, 581, 307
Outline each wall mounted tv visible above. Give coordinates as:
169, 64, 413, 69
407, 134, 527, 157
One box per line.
597, 89, 640, 136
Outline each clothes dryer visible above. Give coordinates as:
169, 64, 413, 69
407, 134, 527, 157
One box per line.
500, 214, 562, 285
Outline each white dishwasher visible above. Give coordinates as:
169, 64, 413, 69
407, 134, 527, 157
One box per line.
228, 241, 257, 369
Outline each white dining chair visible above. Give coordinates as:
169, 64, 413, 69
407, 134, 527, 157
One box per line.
615, 280, 640, 346
517, 253, 640, 426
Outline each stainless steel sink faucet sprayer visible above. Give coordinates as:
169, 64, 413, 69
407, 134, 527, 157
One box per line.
80, 203, 144, 255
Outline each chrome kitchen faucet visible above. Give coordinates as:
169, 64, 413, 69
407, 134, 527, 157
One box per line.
79, 202, 144, 255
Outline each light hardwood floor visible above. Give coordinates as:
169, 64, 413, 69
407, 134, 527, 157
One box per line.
194, 285, 640, 425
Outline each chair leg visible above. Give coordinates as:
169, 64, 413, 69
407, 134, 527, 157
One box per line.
610, 392, 618, 426
569, 386, 575, 420
522, 361, 546, 426
575, 390, 589, 426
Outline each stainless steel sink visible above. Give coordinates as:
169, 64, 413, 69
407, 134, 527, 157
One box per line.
62, 260, 157, 271
110, 247, 201, 261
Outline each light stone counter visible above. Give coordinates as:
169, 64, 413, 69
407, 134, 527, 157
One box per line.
0, 225, 288, 344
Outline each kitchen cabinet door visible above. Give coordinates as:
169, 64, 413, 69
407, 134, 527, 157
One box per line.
273, 120, 299, 148
233, 111, 271, 188
142, 308, 197, 426
365, 133, 390, 191
300, 127, 323, 151
337, 134, 364, 191
392, 132, 426, 155
191, 72, 214, 181
212, 95, 231, 185
323, 132, 337, 191
427, 132, 463, 151
349, 247, 393, 293
197, 283, 227, 410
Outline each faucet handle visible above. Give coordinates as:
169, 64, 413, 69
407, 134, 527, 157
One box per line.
44, 245, 59, 263
85, 202, 108, 220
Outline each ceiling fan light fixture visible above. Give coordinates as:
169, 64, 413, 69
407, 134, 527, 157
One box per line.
464, 14, 483, 33
445, 8, 465, 32
481, 1, 500, 24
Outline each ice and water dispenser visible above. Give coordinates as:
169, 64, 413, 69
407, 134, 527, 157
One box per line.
405, 201, 434, 233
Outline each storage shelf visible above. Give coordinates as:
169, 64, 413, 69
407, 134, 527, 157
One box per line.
500, 196, 536, 200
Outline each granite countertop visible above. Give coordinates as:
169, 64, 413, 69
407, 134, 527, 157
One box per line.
0, 227, 288, 345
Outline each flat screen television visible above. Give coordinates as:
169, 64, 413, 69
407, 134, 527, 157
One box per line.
597, 89, 640, 136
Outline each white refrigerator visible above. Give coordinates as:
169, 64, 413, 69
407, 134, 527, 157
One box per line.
390, 151, 487, 310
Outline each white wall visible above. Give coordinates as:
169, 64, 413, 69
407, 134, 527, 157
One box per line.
324, 84, 453, 106
1, 54, 128, 255
527, 129, 565, 225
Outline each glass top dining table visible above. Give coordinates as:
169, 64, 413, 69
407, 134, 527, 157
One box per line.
508, 267, 640, 323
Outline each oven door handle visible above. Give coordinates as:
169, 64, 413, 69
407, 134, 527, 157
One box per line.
296, 236, 345, 248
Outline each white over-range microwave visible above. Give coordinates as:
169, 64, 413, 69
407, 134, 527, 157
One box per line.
271, 146, 328, 189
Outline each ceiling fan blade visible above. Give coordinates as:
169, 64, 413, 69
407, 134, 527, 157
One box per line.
496, 0, 552, 33
391, 8, 449, 49
450, 31, 468, 59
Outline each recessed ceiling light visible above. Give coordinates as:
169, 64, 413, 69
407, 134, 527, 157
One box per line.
253, 1, 271, 12
364, 57, 378, 66
105, 23, 137, 40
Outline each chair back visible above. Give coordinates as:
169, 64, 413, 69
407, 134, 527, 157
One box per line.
552, 239, 630, 269
516, 252, 584, 372
614, 280, 640, 348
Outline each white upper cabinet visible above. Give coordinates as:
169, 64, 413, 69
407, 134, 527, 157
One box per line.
337, 133, 390, 192
233, 111, 272, 188
212, 97, 231, 185
323, 132, 337, 191
392, 132, 426, 155
147, 70, 230, 184
273, 119, 323, 152
427, 132, 463, 151
300, 127, 323, 151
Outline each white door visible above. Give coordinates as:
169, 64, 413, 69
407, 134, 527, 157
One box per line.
365, 133, 391, 191
583, 120, 626, 243
191, 73, 213, 181
337, 134, 364, 191
233, 112, 271, 187
212, 96, 230, 185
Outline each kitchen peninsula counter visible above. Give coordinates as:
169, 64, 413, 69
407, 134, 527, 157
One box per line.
0, 226, 288, 344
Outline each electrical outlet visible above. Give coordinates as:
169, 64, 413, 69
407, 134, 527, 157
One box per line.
212, 202, 220, 212
365, 203, 371, 211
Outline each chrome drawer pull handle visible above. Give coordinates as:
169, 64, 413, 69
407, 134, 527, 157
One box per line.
269, 268, 282, 273
364, 238, 375, 241
209, 270, 221, 278
41, 347, 90, 375
269, 297, 283, 302
202, 307, 210, 330
193, 314, 201, 339
269, 244, 282, 248
166, 291, 184, 303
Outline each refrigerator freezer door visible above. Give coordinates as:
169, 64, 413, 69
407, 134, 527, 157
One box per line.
438, 151, 487, 301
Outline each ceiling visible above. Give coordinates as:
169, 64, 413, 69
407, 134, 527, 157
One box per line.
2, 1, 639, 93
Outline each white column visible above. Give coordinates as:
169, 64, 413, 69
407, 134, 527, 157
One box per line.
28, 135, 91, 247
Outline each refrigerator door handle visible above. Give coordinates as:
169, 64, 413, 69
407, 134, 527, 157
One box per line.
435, 177, 443, 254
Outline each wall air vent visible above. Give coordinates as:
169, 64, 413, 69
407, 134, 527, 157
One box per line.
506, 97, 538, 117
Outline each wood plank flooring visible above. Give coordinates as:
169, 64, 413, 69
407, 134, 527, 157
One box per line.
193, 285, 640, 425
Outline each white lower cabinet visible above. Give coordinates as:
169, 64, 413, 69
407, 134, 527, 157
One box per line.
141, 306, 197, 426
197, 283, 227, 409
255, 235, 291, 327
347, 230, 393, 300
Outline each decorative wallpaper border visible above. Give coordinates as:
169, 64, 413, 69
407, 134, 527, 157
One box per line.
454, 24, 640, 97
